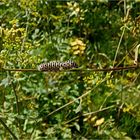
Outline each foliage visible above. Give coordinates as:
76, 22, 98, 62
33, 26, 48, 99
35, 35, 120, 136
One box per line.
0, 0, 140, 139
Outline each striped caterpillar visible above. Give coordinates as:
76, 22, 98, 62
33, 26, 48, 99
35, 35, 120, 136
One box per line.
38, 60, 78, 72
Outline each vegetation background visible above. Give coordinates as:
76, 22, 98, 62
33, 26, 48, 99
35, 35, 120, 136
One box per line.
0, 0, 140, 139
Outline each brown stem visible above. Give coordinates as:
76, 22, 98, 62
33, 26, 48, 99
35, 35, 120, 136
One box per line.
2, 68, 39, 72
1, 65, 138, 72
71, 65, 138, 72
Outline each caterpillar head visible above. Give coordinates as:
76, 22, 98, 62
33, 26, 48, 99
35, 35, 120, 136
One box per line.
38, 63, 48, 71
66, 60, 78, 68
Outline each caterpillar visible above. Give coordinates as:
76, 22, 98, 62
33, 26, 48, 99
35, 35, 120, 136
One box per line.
38, 60, 78, 72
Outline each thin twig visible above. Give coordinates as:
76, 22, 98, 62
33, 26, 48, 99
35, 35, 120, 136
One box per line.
134, 44, 140, 65
11, 82, 20, 115
113, 0, 128, 66
2, 68, 39, 72
124, 0, 127, 16
83, 105, 115, 116
8, 71, 22, 136
11, 81, 22, 132
0, 118, 18, 140
71, 66, 137, 72
64, 105, 115, 124
113, 27, 126, 66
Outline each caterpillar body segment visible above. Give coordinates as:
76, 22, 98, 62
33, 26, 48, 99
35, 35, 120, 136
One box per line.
38, 60, 78, 72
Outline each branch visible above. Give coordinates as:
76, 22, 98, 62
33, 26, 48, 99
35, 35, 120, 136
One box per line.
1, 65, 138, 72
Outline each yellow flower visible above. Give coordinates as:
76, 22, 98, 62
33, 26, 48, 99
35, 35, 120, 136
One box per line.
73, 50, 80, 55
94, 118, 105, 126
70, 38, 86, 55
